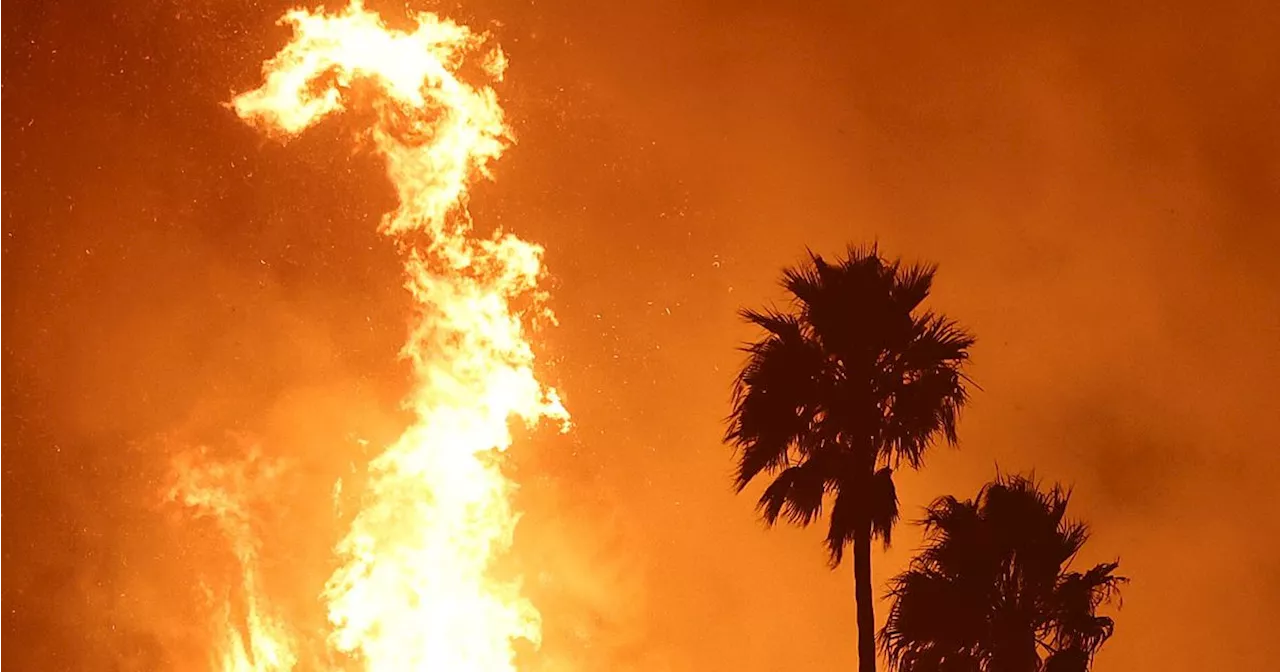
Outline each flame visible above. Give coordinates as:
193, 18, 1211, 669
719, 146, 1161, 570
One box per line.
168, 448, 298, 672
172, 1, 569, 670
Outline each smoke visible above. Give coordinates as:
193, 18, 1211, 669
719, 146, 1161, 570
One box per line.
5, 0, 1279, 671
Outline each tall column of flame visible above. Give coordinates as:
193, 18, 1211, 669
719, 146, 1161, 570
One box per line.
229, 2, 568, 669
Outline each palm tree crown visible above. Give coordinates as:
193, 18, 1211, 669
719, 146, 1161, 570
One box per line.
726, 245, 975, 561
726, 245, 975, 672
880, 474, 1127, 672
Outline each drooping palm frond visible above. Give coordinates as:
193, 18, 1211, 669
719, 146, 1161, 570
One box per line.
825, 466, 900, 564
879, 474, 1125, 672
726, 308, 827, 491
880, 365, 969, 468
1049, 562, 1127, 658
879, 312, 975, 467
757, 456, 830, 527
868, 467, 901, 546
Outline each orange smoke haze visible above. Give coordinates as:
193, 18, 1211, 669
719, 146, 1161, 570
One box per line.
4, 1, 1279, 671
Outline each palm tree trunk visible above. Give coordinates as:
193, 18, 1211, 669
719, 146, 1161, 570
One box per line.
853, 518, 876, 672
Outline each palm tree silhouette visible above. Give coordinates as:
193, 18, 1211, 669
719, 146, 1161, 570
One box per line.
726, 245, 975, 672
879, 474, 1126, 672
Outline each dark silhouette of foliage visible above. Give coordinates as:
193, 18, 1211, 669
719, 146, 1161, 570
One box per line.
727, 244, 975, 672
879, 473, 1127, 672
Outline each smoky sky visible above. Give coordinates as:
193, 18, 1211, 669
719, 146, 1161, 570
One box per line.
5, 0, 1279, 670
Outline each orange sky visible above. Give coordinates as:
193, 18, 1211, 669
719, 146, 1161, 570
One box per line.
5, 1, 1280, 670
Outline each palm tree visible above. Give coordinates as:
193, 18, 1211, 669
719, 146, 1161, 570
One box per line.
726, 245, 976, 672
879, 474, 1126, 672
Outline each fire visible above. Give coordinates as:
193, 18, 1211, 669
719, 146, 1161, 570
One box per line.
175, 1, 569, 670
167, 448, 298, 672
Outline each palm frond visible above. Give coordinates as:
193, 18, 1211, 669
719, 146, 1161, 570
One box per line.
727, 310, 827, 490
1043, 648, 1089, 672
917, 495, 1000, 592
779, 249, 828, 308
870, 467, 900, 547
732, 437, 793, 493
739, 306, 806, 339
825, 483, 857, 566
883, 366, 969, 467
880, 569, 985, 672
889, 261, 937, 315
906, 312, 977, 367
1050, 562, 1126, 655
825, 466, 900, 565
756, 459, 828, 527
882, 473, 1125, 671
